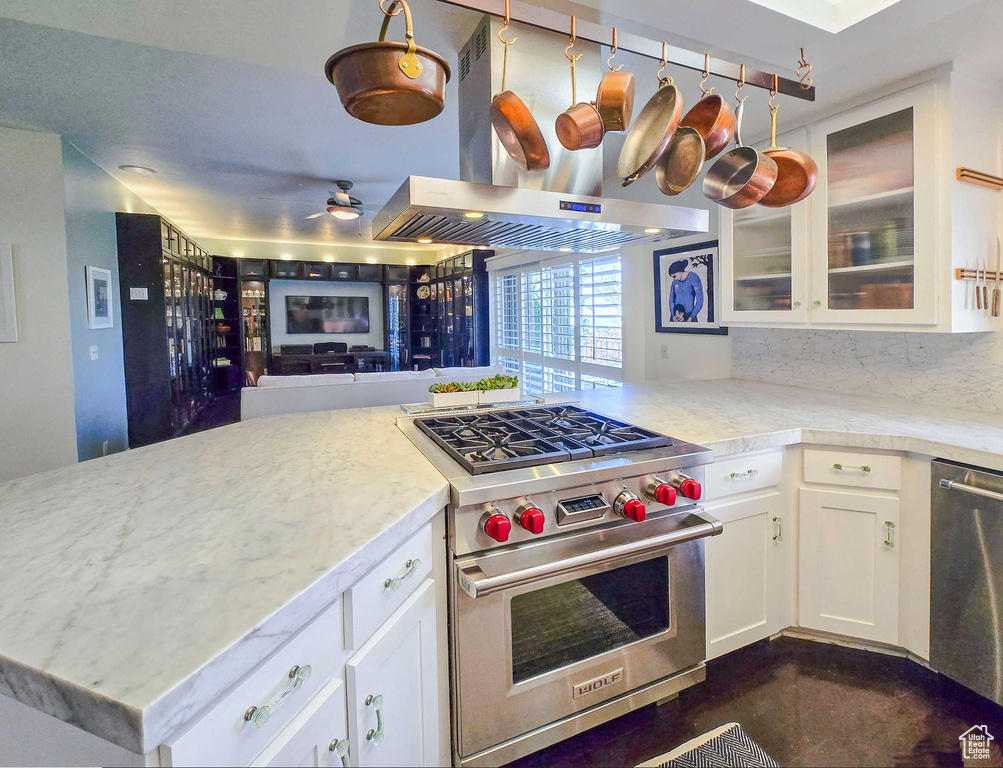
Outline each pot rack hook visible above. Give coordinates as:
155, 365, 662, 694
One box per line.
606, 27, 623, 72
797, 47, 813, 90
735, 63, 747, 103
699, 53, 715, 96
768, 72, 779, 111
565, 15, 583, 103
378, 0, 403, 16
657, 42, 673, 86
498, 0, 518, 46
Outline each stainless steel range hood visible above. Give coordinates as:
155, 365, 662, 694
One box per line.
372, 176, 709, 254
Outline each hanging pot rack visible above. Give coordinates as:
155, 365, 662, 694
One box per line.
433, 0, 815, 101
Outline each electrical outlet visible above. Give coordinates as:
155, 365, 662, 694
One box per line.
89, 345, 99, 361
661, 344, 669, 359
102, 440, 109, 456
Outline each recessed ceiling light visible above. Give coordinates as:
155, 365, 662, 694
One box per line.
280, 254, 293, 261
331, 208, 361, 221
464, 211, 484, 219
232, 251, 244, 258
644, 227, 661, 234
406, 259, 417, 266
323, 255, 335, 263
417, 238, 434, 244
366, 257, 378, 264
118, 164, 157, 176
559, 247, 572, 252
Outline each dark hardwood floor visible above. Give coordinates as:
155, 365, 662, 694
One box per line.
509, 637, 1003, 768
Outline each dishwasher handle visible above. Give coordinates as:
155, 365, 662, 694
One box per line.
939, 478, 1003, 504
456, 512, 723, 599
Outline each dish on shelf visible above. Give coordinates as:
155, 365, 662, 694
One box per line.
417, 285, 431, 299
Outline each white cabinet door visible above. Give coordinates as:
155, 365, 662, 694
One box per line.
705, 492, 786, 659
251, 678, 350, 768
798, 488, 900, 643
721, 128, 811, 326
347, 579, 439, 768
808, 82, 939, 326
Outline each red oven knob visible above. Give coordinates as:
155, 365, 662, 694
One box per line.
647, 479, 677, 506
614, 491, 646, 523
672, 475, 702, 501
483, 513, 512, 542
517, 505, 546, 535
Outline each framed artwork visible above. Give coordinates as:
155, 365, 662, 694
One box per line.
653, 240, 727, 335
86, 265, 114, 329
0, 243, 16, 343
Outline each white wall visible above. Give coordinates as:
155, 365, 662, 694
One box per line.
269, 279, 384, 351
0, 127, 78, 482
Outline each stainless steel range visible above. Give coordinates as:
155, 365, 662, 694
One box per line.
400, 404, 721, 767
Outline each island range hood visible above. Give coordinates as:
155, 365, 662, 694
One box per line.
371, 176, 709, 253
371, 16, 709, 254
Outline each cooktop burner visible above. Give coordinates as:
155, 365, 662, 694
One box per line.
415, 405, 672, 475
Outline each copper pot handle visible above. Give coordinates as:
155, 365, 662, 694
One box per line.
378, 0, 422, 80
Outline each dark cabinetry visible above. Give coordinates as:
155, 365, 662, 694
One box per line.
239, 260, 271, 384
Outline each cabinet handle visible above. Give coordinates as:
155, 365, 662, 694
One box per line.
365, 693, 385, 745
833, 463, 871, 473
884, 520, 896, 548
384, 558, 421, 592
793, 301, 802, 308
813, 299, 822, 308
328, 738, 350, 767
772, 516, 783, 542
729, 469, 759, 480
243, 664, 312, 728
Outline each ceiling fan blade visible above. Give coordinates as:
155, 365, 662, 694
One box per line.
333, 190, 352, 207
258, 197, 324, 206
304, 211, 329, 219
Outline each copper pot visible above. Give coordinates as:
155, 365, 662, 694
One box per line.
556, 103, 605, 151
325, 0, 450, 126
595, 29, 634, 132
617, 77, 682, 185
655, 127, 705, 196
702, 99, 778, 209
759, 105, 819, 208
679, 93, 736, 160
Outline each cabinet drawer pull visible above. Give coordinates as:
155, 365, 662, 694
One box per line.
833, 463, 871, 473
329, 738, 350, 767
365, 693, 385, 745
384, 558, 421, 592
243, 664, 312, 728
884, 520, 895, 548
772, 516, 783, 542
729, 469, 759, 480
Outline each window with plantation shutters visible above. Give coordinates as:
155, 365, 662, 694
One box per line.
492, 255, 624, 395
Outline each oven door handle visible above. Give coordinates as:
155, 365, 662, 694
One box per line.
455, 512, 723, 599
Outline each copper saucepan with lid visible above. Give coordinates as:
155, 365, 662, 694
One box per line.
702, 72, 778, 209
489, 0, 550, 172
595, 28, 635, 132
325, 0, 451, 126
555, 15, 604, 151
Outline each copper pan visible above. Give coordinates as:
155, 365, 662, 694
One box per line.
555, 16, 605, 151
655, 127, 705, 196
490, 0, 550, 172
617, 47, 683, 185
758, 100, 818, 207
702, 98, 778, 209
325, 0, 450, 126
677, 56, 736, 160
595, 28, 635, 132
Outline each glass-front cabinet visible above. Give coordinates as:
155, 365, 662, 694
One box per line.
810, 84, 936, 325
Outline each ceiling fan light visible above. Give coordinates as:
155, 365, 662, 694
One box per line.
331, 207, 361, 221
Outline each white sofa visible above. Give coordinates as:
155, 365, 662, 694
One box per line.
240, 366, 504, 420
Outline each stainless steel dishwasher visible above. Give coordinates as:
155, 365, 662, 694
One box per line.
931, 459, 1003, 705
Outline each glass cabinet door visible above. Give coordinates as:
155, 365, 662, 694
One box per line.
721, 128, 810, 325
386, 283, 409, 371
810, 84, 936, 324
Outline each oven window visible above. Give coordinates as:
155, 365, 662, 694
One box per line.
510, 556, 670, 684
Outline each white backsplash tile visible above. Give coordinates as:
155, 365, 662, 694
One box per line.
732, 327, 1003, 415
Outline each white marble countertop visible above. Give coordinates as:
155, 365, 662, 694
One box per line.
2, 378, 1002, 756
0, 405, 448, 755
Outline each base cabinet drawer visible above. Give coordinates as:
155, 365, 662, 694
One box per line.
798, 488, 900, 644
704, 492, 786, 660
804, 449, 901, 491
161, 599, 343, 767
704, 451, 784, 501
347, 579, 439, 768
251, 678, 350, 767
345, 523, 434, 649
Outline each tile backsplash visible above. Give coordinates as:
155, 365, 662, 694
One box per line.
732, 327, 1003, 415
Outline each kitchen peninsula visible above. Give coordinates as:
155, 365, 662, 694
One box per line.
2, 379, 1003, 765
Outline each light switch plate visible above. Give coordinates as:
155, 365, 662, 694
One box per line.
130, 287, 149, 301
89, 345, 99, 360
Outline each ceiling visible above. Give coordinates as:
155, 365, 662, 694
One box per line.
745, 0, 905, 33
0, 0, 1000, 257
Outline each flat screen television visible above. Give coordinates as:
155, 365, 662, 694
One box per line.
285, 296, 370, 334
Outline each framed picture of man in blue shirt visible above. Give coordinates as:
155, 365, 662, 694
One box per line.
653, 240, 728, 335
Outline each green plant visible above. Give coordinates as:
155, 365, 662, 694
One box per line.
428, 380, 478, 394
474, 374, 519, 391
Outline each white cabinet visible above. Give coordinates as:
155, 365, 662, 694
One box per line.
704, 491, 787, 659
798, 488, 900, 644
346, 579, 439, 768
251, 679, 350, 768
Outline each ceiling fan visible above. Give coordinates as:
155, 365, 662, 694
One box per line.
258, 180, 370, 221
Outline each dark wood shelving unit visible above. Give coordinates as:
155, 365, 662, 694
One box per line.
211, 256, 244, 394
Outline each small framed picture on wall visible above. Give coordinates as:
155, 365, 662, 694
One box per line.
86, 266, 114, 330
653, 240, 727, 335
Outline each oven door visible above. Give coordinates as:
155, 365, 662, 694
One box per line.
451, 510, 720, 760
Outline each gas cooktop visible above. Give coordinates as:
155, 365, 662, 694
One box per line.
414, 405, 673, 475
